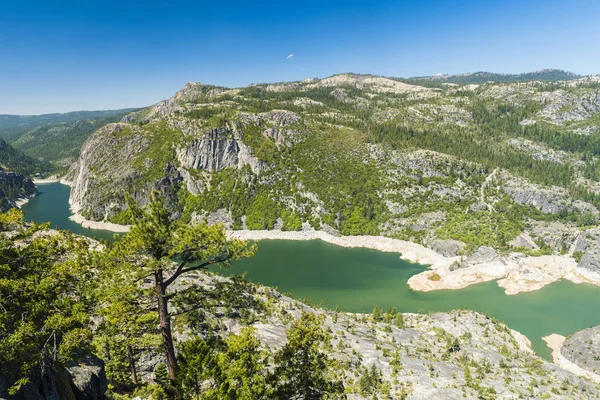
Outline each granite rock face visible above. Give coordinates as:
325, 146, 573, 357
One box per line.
574, 229, 600, 274
68, 103, 308, 220
66, 123, 153, 220
562, 326, 600, 376
65, 354, 108, 400
429, 239, 465, 257
176, 128, 245, 171
0, 355, 107, 400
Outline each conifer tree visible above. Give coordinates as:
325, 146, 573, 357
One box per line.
273, 312, 345, 399
107, 193, 254, 379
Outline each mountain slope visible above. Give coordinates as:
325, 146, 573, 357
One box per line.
66, 73, 600, 267
0, 138, 43, 209
0, 137, 52, 177
0, 166, 36, 211
0, 109, 136, 173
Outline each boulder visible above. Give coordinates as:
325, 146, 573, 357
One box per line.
579, 252, 600, 274
429, 239, 465, 257
464, 246, 498, 266
509, 232, 538, 249
65, 354, 107, 400
21, 363, 76, 400
1, 361, 77, 400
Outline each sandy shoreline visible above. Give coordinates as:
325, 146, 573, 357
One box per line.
69, 213, 131, 233
227, 230, 448, 266
33, 178, 61, 184
15, 197, 33, 207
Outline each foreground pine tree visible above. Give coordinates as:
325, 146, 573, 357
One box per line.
106, 193, 254, 379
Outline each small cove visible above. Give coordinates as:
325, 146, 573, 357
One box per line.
22, 182, 600, 360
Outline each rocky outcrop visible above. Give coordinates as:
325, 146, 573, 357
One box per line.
428, 239, 465, 257
123, 82, 226, 123
509, 232, 538, 249
562, 326, 600, 377
307, 74, 436, 98
132, 271, 600, 398
1, 355, 107, 400
573, 229, 600, 273
530, 220, 579, 251
505, 137, 580, 165
260, 109, 301, 127
504, 177, 598, 217
67, 123, 152, 219
176, 128, 245, 171
504, 180, 568, 214
538, 90, 600, 125
463, 246, 498, 266
65, 354, 107, 400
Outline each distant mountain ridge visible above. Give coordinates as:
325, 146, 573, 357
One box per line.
0, 108, 137, 174
408, 69, 582, 84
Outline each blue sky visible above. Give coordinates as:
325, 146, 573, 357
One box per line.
1, 0, 599, 114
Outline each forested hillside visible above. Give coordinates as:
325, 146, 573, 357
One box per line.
66, 73, 600, 267
0, 109, 136, 173
0, 138, 51, 177
0, 138, 41, 208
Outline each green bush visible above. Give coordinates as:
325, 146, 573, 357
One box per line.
281, 210, 302, 231
245, 193, 279, 230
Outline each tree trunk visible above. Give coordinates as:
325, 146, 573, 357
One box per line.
127, 344, 138, 384
155, 270, 177, 379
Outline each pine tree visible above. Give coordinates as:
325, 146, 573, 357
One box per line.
273, 312, 345, 399
214, 327, 272, 399
106, 192, 255, 379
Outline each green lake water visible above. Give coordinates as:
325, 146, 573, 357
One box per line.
22, 182, 600, 360
21, 182, 117, 242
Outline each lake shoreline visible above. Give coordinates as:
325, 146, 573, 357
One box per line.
15, 196, 34, 208
62, 216, 600, 295
15, 179, 63, 208
229, 230, 600, 295
33, 178, 62, 184
68, 213, 131, 233
58, 174, 600, 295
22, 181, 600, 362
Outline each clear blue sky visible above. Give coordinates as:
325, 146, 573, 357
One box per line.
1, 0, 599, 114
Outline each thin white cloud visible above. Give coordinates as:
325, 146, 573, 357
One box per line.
287, 53, 294, 59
